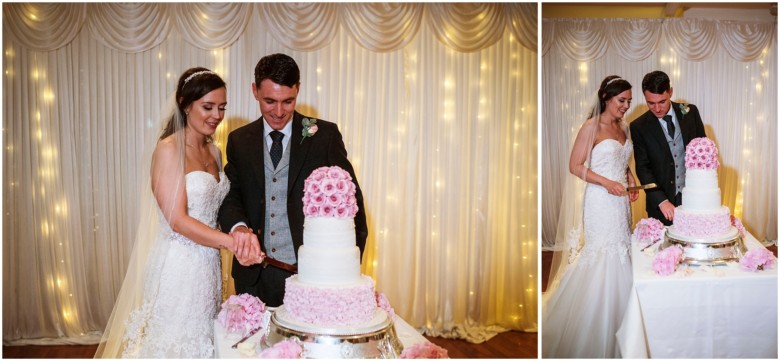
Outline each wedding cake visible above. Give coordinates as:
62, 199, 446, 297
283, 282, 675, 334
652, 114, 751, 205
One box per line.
667, 137, 739, 242
265, 166, 402, 358
662, 137, 745, 264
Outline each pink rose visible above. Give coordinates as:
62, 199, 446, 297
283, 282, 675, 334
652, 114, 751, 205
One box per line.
652, 246, 683, 276
310, 194, 325, 206
327, 193, 345, 207
308, 124, 319, 135
320, 178, 337, 196
321, 205, 335, 216
739, 248, 776, 272
400, 342, 449, 359
258, 339, 303, 359
335, 206, 350, 218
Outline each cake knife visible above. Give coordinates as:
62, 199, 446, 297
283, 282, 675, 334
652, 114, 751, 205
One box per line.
261, 257, 298, 274
231, 326, 263, 349
626, 183, 657, 191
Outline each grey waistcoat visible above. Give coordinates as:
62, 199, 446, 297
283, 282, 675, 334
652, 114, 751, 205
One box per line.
263, 137, 296, 264
663, 120, 686, 195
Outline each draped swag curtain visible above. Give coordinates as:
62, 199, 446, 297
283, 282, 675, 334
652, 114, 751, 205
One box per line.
542, 18, 777, 250
3, 3, 537, 344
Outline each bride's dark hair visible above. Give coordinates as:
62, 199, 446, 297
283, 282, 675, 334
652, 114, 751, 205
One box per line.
160, 67, 226, 141
597, 75, 632, 114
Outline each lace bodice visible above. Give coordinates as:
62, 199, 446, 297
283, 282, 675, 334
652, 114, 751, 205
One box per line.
160, 171, 229, 246
589, 139, 633, 184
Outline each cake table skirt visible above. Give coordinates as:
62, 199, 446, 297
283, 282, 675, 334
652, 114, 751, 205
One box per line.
616, 231, 778, 358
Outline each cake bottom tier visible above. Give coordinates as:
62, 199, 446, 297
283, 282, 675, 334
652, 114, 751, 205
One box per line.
283, 275, 378, 327
672, 206, 732, 238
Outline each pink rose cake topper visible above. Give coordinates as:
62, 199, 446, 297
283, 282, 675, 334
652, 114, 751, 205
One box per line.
303, 166, 358, 218
685, 137, 719, 170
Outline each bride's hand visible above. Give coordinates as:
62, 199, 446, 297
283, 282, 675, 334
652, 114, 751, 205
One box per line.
629, 189, 639, 202
603, 180, 627, 197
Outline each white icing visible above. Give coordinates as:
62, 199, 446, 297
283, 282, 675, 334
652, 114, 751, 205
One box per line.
681, 169, 721, 211
299, 217, 361, 285
303, 217, 356, 248
297, 246, 361, 285
675, 205, 730, 216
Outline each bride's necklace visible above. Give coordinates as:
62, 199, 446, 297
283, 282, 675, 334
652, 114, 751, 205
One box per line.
186, 143, 213, 169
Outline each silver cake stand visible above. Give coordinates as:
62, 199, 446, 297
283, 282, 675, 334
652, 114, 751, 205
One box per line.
263, 307, 403, 359
661, 226, 746, 265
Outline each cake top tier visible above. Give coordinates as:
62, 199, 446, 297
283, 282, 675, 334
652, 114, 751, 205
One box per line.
685, 137, 719, 170
303, 166, 358, 218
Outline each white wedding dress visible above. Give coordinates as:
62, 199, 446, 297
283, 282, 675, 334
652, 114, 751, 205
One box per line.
543, 139, 634, 358
121, 171, 229, 358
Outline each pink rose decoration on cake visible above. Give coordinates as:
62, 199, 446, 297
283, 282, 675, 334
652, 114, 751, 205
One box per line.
303, 166, 359, 218
652, 245, 684, 276
216, 293, 266, 331
685, 137, 719, 170
376, 292, 395, 319
633, 218, 665, 249
731, 215, 747, 237
739, 248, 776, 272
400, 341, 449, 359
258, 339, 303, 359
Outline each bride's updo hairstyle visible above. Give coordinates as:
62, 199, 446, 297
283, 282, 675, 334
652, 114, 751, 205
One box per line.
160, 67, 226, 141
597, 75, 632, 114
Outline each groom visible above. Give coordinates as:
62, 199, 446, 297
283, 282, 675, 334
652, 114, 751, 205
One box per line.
630, 70, 706, 225
218, 53, 368, 307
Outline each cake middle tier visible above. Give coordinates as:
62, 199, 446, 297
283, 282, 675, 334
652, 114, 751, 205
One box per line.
681, 169, 722, 211
298, 245, 362, 285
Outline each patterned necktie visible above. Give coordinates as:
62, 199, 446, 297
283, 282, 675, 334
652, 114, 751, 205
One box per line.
270, 131, 284, 168
662, 115, 675, 138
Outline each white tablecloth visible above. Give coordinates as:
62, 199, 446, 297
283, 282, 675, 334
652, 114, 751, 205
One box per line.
214, 313, 429, 358
616, 232, 778, 358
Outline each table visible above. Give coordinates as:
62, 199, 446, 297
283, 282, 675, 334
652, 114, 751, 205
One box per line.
616, 232, 778, 358
214, 313, 429, 358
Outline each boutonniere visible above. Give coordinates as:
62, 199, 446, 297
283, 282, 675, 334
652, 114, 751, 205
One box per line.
679, 103, 690, 118
300, 117, 318, 144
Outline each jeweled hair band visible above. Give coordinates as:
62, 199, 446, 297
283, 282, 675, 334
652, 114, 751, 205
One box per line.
606, 77, 622, 86
183, 70, 216, 85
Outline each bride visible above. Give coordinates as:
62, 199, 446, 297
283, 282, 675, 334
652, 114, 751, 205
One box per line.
95, 68, 264, 358
542, 75, 639, 358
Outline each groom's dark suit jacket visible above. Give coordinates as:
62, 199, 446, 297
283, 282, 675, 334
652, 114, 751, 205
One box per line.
218, 111, 368, 285
630, 101, 706, 224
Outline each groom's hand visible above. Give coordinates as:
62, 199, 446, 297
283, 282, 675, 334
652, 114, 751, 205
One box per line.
659, 200, 675, 221
230, 229, 265, 266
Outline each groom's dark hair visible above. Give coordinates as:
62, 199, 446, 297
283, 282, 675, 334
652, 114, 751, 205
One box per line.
254, 53, 300, 88
642, 71, 671, 94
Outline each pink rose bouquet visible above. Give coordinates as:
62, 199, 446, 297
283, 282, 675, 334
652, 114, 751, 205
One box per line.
258, 339, 303, 359
376, 292, 395, 319
633, 218, 665, 249
731, 215, 747, 237
652, 245, 684, 276
216, 293, 266, 331
400, 341, 449, 359
739, 248, 776, 272
303, 166, 359, 218
685, 137, 719, 170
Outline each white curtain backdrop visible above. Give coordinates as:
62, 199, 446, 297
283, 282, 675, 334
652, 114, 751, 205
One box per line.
2, 3, 537, 344
542, 18, 777, 250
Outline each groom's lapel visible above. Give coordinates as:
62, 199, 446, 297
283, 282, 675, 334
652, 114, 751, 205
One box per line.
288, 112, 312, 195
644, 111, 674, 159
672, 102, 693, 144
246, 118, 267, 191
